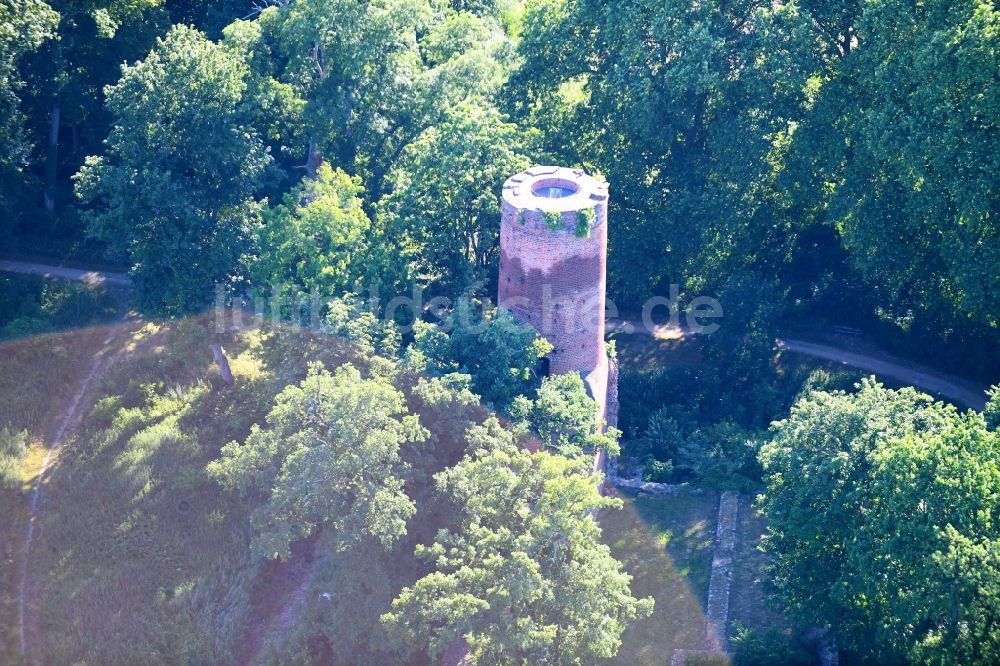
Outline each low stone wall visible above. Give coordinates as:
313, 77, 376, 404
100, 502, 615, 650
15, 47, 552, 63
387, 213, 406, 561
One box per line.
608, 475, 695, 495
705, 491, 739, 652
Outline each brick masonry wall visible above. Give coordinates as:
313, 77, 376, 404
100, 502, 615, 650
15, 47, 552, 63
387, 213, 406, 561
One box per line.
498, 167, 616, 438
497, 201, 609, 376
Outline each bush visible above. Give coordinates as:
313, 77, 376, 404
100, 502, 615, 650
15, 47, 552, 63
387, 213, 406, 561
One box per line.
986, 385, 1000, 430
2, 316, 52, 339
43, 282, 118, 327
618, 366, 715, 436
642, 459, 673, 483
633, 408, 765, 489
681, 652, 731, 666
519, 373, 620, 457
0, 275, 118, 340
730, 625, 817, 666
0, 426, 29, 488
798, 367, 862, 398
0, 275, 45, 322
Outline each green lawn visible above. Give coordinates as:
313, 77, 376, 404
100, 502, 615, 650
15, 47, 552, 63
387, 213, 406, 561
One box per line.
601, 491, 719, 664
601, 490, 797, 665
25, 322, 271, 664
610, 329, 703, 373
729, 500, 791, 637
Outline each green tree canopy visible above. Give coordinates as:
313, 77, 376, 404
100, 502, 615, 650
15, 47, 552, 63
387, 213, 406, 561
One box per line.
805, 0, 1000, 330
383, 417, 652, 663
249, 1, 512, 196
409, 300, 553, 410
380, 102, 532, 296
208, 362, 427, 559
76, 25, 271, 315
254, 163, 374, 303
865, 417, 1000, 664
514, 372, 620, 458
759, 378, 1000, 662
0, 0, 57, 171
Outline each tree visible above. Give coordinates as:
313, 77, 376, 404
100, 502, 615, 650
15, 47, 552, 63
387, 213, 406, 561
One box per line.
20, 0, 163, 215
818, 0, 1000, 330
323, 296, 402, 358
207, 362, 427, 560
253, 163, 374, 303
865, 417, 1000, 664
0, 0, 57, 231
508, 0, 817, 309
514, 372, 620, 458
383, 417, 652, 663
76, 25, 271, 316
380, 100, 532, 296
421, 299, 552, 410
758, 378, 1000, 662
252, 1, 510, 197
402, 320, 460, 377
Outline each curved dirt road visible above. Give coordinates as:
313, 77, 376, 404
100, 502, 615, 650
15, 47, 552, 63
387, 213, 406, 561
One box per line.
0, 259, 129, 287
608, 318, 988, 410
776, 338, 987, 410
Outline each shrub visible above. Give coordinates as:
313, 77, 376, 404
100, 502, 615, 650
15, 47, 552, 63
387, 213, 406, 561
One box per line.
43, 282, 118, 327
617, 366, 714, 436
642, 459, 673, 483
0, 275, 119, 340
730, 624, 817, 666
682, 651, 731, 666
520, 373, 620, 458
798, 367, 862, 398
633, 408, 765, 489
0, 426, 29, 488
2, 316, 51, 339
542, 210, 563, 231
0, 275, 45, 325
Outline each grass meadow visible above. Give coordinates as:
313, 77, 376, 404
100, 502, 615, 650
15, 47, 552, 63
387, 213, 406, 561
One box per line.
0, 325, 124, 663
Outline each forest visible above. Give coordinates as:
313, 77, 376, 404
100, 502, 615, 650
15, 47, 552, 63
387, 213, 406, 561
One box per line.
1, 0, 999, 664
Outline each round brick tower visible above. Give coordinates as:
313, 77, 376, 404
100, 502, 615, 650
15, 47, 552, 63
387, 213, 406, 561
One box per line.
498, 166, 616, 428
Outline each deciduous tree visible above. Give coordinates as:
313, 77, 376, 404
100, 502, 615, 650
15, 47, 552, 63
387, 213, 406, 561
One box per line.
254, 164, 374, 303
759, 379, 1000, 662
208, 362, 427, 559
76, 25, 270, 315
383, 417, 652, 663
380, 102, 532, 296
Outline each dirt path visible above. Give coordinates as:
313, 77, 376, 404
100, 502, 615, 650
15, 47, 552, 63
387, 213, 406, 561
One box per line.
16, 329, 131, 665
0, 259, 129, 287
237, 535, 319, 666
777, 338, 987, 409
245, 574, 314, 666
608, 318, 988, 410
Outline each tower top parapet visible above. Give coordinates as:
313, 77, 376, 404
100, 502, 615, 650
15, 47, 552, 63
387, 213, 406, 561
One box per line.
502, 166, 608, 214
